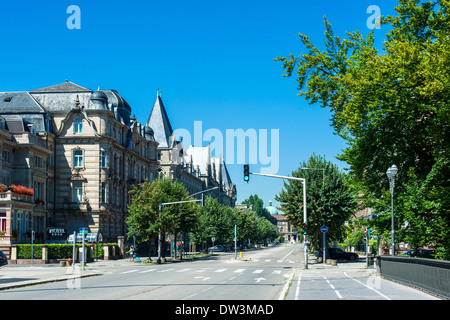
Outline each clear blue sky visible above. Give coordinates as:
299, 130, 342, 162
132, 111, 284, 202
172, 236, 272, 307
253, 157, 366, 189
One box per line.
0, 0, 397, 210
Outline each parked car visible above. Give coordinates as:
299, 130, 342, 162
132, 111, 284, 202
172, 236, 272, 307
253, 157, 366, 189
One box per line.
0, 251, 8, 267
328, 248, 359, 260
314, 248, 359, 260
400, 249, 435, 259
210, 245, 229, 252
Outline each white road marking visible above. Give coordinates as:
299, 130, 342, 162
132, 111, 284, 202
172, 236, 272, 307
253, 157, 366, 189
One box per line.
201, 286, 215, 292
272, 270, 282, 274
234, 269, 246, 273
278, 271, 295, 300
253, 269, 263, 274
182, 293, 198, 300
279, 249, 295, 262
139, 269, 156, 273
295, 273, 302, 300
121, 269, 138, 274
344, 272, 391, 300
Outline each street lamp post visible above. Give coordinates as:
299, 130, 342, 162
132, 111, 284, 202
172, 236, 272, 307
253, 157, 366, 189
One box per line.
386, 164, 398, 256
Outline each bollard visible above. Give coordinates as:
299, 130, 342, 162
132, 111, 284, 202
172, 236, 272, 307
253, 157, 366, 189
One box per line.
240, 252, 243, 258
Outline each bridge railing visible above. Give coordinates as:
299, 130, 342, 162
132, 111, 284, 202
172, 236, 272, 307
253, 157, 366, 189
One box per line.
376, 255, 450, 299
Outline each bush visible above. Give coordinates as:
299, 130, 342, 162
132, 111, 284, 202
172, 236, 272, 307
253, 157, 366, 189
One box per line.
17, 244, 42, 259
48, 244, 76, 259
17, 243, 119, 260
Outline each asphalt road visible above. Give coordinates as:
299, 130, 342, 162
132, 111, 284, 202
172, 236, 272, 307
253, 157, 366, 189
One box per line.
0, 243, 439, 301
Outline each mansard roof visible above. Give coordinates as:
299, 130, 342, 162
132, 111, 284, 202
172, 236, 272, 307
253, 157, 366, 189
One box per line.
0, 91, 47, 113
146, 94, 173, 148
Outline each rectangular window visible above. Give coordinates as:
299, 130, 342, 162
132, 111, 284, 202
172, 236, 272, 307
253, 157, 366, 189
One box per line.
0, 212, 6, 233
101, 151, 108, 168
74, 150, 83, 168
74, 119, 83, 134
101, 182, 107, 203
35, 156, 43, 168
73, 182, 83, 202
2, 151, 9, 163
33, 181, 44, 201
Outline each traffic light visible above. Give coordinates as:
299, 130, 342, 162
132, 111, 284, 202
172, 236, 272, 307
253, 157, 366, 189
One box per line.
303, 223, 307, 235
243, 164, 250, 182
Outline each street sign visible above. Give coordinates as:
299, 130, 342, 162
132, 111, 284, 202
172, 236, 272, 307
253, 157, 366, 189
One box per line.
321, 225, 328, 233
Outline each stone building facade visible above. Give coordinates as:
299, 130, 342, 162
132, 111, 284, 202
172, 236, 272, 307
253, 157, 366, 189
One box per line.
0, 81, 159, 256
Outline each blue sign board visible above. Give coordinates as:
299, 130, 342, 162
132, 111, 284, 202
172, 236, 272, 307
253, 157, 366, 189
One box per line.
321, 225, 328, 233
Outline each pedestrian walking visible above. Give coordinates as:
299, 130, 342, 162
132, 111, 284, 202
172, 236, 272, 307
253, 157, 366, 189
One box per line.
127, 245, 135, 262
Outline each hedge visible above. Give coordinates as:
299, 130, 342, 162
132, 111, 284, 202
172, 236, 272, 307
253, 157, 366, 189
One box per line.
17, 243, 119, 259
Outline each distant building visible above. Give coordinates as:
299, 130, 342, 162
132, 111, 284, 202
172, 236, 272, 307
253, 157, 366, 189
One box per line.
265, 201, 298, 243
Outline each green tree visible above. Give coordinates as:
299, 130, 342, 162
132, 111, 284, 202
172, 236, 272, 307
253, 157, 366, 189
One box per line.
275, 154, 357, 252
275, 0, 450, 259
242, 194, 271, 219
126, 178, 199, 258
190, 196, 236, 247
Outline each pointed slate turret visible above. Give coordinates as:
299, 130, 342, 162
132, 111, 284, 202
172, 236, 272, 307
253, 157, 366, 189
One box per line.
146, 91, 173, 148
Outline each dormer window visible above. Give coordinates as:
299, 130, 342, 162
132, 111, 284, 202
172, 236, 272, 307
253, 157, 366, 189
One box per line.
74, 119, 83, 134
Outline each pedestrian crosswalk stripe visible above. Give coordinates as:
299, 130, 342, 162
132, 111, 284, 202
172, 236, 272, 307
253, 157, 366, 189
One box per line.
118, 267, 286, 276
272, 270, 281, 274
139, 269, 156, 273
158, 268, 175, 272
121, 270, 139, 274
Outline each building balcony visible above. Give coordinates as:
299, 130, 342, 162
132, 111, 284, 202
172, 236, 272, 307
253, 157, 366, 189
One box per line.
0, 191, 33, 203
64, 201, 90, 211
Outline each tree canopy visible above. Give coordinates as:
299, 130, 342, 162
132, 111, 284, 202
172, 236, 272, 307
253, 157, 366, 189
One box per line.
275, 0, 450, 259
275, 153, 357, 250
126, 178, 199, 253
